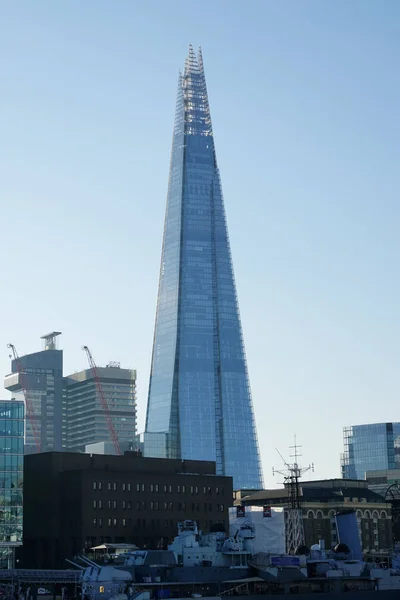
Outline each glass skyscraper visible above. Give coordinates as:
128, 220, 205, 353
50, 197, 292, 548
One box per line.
341, 422, 400, 480
0, 400, 24, 568
144, 47, 263, 490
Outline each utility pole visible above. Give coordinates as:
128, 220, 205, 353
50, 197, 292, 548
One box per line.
273, 436, 314, 554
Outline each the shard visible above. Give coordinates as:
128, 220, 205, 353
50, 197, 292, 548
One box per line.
144, 47, 263, 490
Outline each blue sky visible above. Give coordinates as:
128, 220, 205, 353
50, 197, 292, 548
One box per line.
1, 0, 399, 486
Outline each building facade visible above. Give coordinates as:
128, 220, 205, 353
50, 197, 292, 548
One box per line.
144, 46, 263, 490
236, 479, 392, 555
4, 333, 63, 454
64, 365, 137, 453
0, 400, 24, 567
23, 452, 232, 569
341, 422, 400, 480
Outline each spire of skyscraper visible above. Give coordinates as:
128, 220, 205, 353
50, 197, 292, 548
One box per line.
144, 47, 263, 490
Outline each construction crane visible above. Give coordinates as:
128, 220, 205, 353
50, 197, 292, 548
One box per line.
82, 345, 121, 456
7, 343, 41, 453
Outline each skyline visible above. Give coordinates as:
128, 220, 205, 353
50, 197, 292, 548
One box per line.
1, 1, 400, 487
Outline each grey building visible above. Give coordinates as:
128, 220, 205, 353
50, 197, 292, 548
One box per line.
64, 364, 137, 453
4, 333, 63, 454
0, 400, 24, 567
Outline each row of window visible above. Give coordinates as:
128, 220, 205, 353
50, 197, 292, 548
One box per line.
307, 509, 388, 519
93, 499, 225, 512
92, 481, 224, 495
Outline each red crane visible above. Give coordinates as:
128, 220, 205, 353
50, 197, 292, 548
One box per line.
7, 343, 41, 453
82, 345, 121, 456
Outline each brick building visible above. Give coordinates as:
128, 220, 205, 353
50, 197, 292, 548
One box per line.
23, 452, 232, 568
235, 479, 392, 555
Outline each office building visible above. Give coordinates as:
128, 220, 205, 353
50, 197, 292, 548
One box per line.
64, 364, 137, 453
0, 400, 24, 567
23, 451, 232, 568
236, 479, 392, 555
4, 333, 63, 454
341, 423, 400, 480
144, 46, 263, 490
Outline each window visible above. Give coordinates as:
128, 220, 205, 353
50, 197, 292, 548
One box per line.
113, 483, 117, 491
216, 487, 219, 495
169, 485, 172, 493
127, 483, 131, 492
98, 481, 103, 491
164, 485, 167, 492
108, 482, 112, 491
307, 510, 315, 519
151, 484, 154, 492
93, 500, 97, 509
151, 501, 154, 510
136, 483, 140, 492
141, 484, 145, 492
123, 501, 126, 510
195, 486, 199, 494
113, 518, 117, 527
108, 518, 112, 527
93, 482, 97, 491
122, 483, 126, 492
155, 501, 159, 510
99, 518, 103, 527
182, 485, 185, 493
155, 484, 159, 492
182, 502, 186, 510
169, 502, 173, 511
191, 486, 194, 494
98, 500, 103, 509
122, 518, 126, 527
177, 485, 181, 493
93, 518, 97, 527
128, 501, 132, 510
113, 500, 117, 509
108, 501, 112, 509
136, 501, 140, 511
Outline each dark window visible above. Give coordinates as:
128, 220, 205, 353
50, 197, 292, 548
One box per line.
93, 500, 97, 509
93, 518, 97, 527
128, 500, 132, 510
123, 501, 126, 510
99, 518, 103, 527
108, 482, 112, 491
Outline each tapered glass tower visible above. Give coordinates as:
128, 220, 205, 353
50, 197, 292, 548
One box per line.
145, 47, 263, 490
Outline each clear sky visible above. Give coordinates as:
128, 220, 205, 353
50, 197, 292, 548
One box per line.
1, 0, 399, 487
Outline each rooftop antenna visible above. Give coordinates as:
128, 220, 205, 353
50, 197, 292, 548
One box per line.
273, 436, 314, 554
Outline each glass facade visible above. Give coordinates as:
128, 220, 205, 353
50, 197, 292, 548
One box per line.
145, 47, 263, 489
341, 422, 400, 480
64, 366, 137, 453
0, 400, 24, 567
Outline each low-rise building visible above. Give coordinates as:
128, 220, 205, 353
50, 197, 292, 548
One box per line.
23, 452, 232, 568
236, 478, 392, 555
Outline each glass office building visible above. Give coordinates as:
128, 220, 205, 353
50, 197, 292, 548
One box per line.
145, 47, 263, 489
0, 400, 24, 567
341, 422, 400, 480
